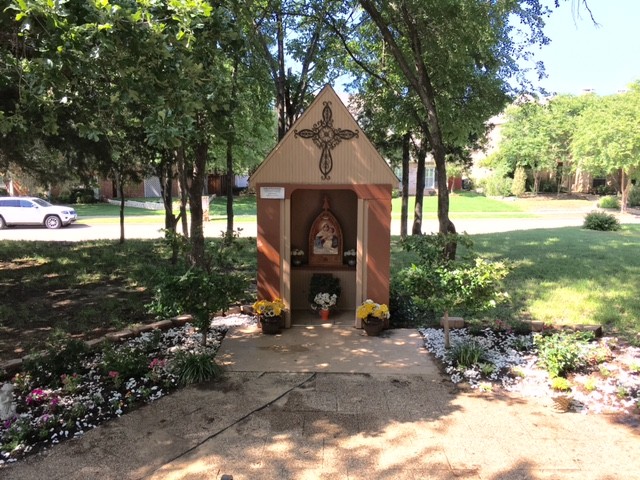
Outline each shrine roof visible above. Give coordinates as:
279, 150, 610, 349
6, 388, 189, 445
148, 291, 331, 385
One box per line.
250, 85, 398, 187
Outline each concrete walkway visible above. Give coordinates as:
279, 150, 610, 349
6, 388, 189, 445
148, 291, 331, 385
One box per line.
217, 312, 437, 375
4, 322, 640, 480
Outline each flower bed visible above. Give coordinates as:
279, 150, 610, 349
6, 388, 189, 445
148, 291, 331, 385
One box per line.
0, 323, 228, 465
421, 327, 640, 416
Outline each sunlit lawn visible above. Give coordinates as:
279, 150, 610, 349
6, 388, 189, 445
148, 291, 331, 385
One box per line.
392, 225, 640, 339
74, 192, 594, 223
391, 191, 530, 220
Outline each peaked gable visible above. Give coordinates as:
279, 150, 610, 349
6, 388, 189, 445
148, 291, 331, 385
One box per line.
251, 85, 398, 186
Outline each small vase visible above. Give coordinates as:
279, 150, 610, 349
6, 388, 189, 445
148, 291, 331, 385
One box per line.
362, 316, 384, 336
319, 309, 330, 321
347, 259, 356, 267
260, 315, 282, 334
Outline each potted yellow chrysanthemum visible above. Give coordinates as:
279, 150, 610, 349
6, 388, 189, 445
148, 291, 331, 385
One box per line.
356, 299, 390, 336
252, 298, 286, 334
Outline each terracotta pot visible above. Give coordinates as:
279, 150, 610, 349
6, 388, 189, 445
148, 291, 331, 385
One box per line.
319, 309, 330, 321
260, 315, 282, 334
362, 316, 384, 336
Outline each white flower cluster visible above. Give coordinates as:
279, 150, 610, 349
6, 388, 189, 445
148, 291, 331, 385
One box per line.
420, 327, 532, 390
313, 292, 337, 309
0, 322, 229, 464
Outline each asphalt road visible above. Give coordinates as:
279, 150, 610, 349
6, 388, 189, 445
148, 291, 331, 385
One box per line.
1, 210, 639, 242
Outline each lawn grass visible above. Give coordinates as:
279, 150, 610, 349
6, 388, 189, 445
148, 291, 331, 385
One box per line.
471, 225, 640, 337
390, 225, 640, 340
74, 203, 165, 217
376, 222, 637, 340
391, 192, 531, 219
209, 195, 258, 217
0, 238, 257, 362
74, 191, 598, 224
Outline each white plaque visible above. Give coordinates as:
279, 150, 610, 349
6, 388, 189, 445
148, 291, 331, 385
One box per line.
260, 187, 285, 199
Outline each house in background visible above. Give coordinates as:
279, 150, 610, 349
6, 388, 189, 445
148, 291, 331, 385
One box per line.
97, 174, 249, 200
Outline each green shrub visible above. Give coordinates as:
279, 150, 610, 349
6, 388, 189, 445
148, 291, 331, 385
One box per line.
583, 211, 620, 231
389, 285, 420, 328
593, 184, 616, 196
534, 331, 594, 378
478, 362, 496, 376
597, 195, 620, 209
448, 340, 487, 368
539, 180, 557, 193
171, 351, 222, 385
148, 266, 247, 346
483, 173, 513, 197
583, 377, 598, 392
511, 167, 527, 197
627, 185, 640, 208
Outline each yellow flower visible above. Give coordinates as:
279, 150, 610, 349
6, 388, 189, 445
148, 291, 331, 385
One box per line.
356, 299, 390, 321
253, 298, 286, 317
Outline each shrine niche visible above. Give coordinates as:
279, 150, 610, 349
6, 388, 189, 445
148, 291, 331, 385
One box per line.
308, 196, 343, 266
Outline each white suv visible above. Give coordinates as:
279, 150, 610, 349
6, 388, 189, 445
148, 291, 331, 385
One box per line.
0, 197, 78, 229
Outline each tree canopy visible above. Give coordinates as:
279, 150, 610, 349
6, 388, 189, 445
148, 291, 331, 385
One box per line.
487, 85, 639, 207
572, 83, 640, 210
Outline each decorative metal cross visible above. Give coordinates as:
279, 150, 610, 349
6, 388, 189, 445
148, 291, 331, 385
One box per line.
294, 101, 359, 180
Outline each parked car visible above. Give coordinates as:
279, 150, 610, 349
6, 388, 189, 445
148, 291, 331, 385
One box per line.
0, 197, 78, 229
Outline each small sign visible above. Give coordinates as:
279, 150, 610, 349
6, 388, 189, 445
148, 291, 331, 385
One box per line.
260, 187, 285, 199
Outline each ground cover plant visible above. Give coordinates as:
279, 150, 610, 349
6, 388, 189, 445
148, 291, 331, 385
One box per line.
0, 325, 226, 464
421, 325, 640, 416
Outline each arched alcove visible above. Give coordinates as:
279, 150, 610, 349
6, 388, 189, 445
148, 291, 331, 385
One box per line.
289, 189, 358, 311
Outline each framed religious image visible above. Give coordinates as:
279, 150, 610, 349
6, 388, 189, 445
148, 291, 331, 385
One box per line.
308, 197, 343, 266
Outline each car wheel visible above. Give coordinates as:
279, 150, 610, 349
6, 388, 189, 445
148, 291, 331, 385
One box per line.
45, 215, 62, 229
0, 216, 5, 229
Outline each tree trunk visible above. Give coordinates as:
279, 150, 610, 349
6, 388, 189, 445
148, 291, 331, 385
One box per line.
412, 141, 426, 235
116, 171, 125, 245
275, 12, 287, 141
158, 153, 181, 265
620, 169, 630, 213
188, 141, 207, 268
158, 155, 176, 231
226, 58, 239, 239
177, 147, 189, 237
533, 171, 540, 195
226, 139, 235, 239
401, 132, 410, 239
359, 0, 456, 252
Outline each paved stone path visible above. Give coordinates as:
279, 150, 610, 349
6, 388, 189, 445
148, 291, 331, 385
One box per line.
4, 326, 640, 479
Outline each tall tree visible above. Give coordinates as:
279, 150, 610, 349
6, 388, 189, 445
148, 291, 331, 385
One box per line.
247, 0, 346, 140
355, 0, 550, 256
573, 84, 640, 212
488, 94, 594, 194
